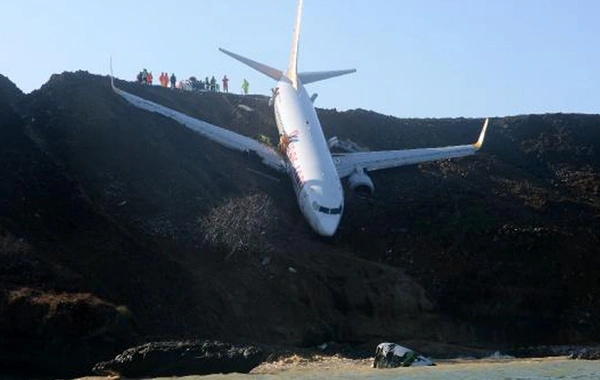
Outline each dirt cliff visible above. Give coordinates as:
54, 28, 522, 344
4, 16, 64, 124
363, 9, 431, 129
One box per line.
0, 71, 598, 375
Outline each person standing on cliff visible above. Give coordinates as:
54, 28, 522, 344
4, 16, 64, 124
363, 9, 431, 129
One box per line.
170, 73, 177, 89
222, 75, 229, 93
241, 78, 249, 95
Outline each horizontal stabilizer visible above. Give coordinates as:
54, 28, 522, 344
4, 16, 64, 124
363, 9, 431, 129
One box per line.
219, 48, 282, 81
299, 69, 357, 85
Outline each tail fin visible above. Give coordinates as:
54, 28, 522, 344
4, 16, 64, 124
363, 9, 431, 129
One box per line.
221, 0, 355, 88
219, 48, 282, 81
286, 0, 303, 89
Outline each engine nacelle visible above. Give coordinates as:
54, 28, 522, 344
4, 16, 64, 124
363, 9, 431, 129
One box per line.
327, 136, 339, 149
348, 168, 374, 196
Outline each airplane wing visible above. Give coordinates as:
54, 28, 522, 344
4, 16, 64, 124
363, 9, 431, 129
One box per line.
333, 119, 489, 178
111, 78, 286, 173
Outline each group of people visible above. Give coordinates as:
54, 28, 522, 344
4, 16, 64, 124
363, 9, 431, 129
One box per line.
136, 69, 152, 85
184, 75, 235, 93
199, 76, 223, 92
136, 68, 249, 95
158, 72, 176, 88
136, 68, 176, 89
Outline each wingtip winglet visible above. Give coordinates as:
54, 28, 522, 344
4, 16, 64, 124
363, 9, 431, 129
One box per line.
109, 56, 115, 90
473, 118, 489, 150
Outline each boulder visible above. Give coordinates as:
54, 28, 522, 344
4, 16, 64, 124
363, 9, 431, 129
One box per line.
569, 346, 600, 360
372, 342, 435, 368
92, 340, 266, 377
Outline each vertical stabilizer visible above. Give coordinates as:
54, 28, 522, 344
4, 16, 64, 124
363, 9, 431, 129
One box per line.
286, 0, 303, 89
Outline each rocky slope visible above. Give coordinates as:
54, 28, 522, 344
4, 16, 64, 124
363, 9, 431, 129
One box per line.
0, 71, 598, 376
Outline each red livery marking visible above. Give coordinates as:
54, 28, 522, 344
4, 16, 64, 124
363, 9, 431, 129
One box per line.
288, 130, 300, 143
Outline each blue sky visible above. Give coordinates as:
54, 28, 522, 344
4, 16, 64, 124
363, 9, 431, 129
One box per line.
2, 1, 599, 118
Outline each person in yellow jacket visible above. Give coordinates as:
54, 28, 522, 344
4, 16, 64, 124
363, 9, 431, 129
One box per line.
241, 78, 249, 95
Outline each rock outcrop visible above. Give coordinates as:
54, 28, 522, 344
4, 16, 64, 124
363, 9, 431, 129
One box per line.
570, 347, 600, 360
92, 340, 266, 377
0, 288, 137, 376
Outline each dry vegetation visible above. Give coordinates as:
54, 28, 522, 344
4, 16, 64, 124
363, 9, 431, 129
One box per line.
200, 192, 280, 257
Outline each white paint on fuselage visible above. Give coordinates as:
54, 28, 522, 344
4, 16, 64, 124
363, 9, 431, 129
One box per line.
274, 77, 343, 236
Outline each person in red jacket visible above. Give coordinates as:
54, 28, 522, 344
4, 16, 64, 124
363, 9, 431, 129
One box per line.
222, 75, 229, 93
147, 72, 153, 85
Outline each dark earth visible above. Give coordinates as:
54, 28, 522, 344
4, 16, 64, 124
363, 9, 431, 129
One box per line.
0, 71, 598, 376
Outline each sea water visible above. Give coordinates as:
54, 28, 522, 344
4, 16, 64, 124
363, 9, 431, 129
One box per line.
153, 358, 599, 380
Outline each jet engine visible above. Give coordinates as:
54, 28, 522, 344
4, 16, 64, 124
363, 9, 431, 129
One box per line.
348, 168, 374, 196
327, 136, 339, 149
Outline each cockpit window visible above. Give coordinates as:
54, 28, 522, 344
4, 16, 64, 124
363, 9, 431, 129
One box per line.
330, 206, 342, 215
315, 203, 343, 215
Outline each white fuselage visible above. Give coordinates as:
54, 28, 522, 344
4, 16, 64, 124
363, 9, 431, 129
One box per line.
274, 77, 343, 236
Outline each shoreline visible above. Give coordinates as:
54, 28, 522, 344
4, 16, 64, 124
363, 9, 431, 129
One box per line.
253, 343, 600, 373
71, 355, 591, 380
6, 342, 599, 379
251, 354, 571, 374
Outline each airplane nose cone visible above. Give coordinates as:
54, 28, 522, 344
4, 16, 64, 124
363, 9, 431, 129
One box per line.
316, 215, 341, 237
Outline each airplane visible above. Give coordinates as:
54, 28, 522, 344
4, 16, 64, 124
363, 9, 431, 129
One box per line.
110, 0, 488, 237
